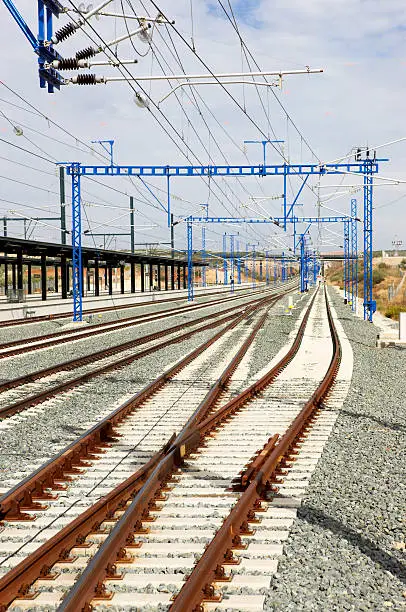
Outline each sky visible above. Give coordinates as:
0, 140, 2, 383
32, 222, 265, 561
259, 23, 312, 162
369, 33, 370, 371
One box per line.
0, 0, 405, 256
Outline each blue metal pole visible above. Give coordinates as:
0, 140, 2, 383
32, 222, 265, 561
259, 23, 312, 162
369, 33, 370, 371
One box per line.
282, 251, 286, 282
230, 234, 235, 293
283, 165, 287, 230
236, 240, 241, 284
363, 162, 374, 321
71, 163, 83, 322
313, 252, 318, 284
273, 257, 277, 284
223, 233, 228, 285
187, 220, 194, 301
265, 251, 269, 285
351, 198, 358, 312
166, 173, 171, 228
201, 226, 206, 287
252, 246, 256, 288
304, 249, 309, 291
300, 237, 305, 292
245, 244, 249, 283
344, 220, 350, 303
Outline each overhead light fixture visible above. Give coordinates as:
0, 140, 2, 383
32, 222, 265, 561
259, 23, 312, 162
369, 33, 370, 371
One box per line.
136, 19, 152, 44
134, 92, 150, 109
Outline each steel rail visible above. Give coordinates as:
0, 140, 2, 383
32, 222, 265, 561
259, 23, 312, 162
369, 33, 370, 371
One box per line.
0, 297, 274, 608
170, 287, 342, 611
0, 294, 268, 397
0, 287, 273, 357
0, 284, 271, 328
55, 289, 320, 612
0, 295, 277, 519
0, 293, 279, 419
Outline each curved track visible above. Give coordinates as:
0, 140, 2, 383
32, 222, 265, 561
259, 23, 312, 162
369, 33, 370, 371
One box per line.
0, 285, 342, 612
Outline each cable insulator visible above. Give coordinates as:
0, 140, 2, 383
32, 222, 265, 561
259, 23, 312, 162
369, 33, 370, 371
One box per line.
57, 58, 80, 70
53, 22, 76, 43
75, 47, 96, 61
75, 74, 98, 85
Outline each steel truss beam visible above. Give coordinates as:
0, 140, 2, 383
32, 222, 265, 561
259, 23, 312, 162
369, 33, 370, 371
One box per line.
71, 163, 83, 321
343, 220, 350, 302
68, 161, 385, 177
61, 157, 386, 320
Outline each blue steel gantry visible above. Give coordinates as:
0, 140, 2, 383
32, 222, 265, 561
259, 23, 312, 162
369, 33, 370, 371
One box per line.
343, 220, 350, 304
363, 161, 375, 321
60, 158, 386, 320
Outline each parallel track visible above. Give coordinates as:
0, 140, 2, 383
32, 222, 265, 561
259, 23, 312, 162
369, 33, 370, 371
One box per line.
0, 285, 268, 329
0, 286, 342, 612
0, 293, 282, 609
0, 291, 286, 420
0, 287, 273, 359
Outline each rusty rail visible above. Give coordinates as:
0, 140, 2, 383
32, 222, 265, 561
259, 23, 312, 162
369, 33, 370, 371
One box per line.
53, 290, 319, 612
0, 293, 275, 420
0, 293, 276, 609
0, 287, 271, 357
0, 443, 171, 608
0, 284, 277, 328
0, 296, 274, 521
170, 287, 341, 612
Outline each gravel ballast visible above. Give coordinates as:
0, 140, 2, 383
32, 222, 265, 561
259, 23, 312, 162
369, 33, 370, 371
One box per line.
0, 285, 275, 344
0, 286, 301, 488
0, 289, 280, 382
264, 286, 406, 611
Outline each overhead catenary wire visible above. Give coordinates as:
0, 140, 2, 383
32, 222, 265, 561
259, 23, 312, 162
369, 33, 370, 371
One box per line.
4, 4, 320, 251
0, 81, 193, 223
61, 0, 299, 250
136, 6, 272, 245
144, 0, 322, 224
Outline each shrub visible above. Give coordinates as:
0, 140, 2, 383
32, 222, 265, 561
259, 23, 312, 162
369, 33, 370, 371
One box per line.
384, 304, 406, 319
372, 269, 385, 286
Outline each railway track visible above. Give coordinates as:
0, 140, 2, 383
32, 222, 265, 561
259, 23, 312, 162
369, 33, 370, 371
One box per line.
0, 285, 346, 611
0, 292, 283, 605
0, 285, 267, 330
0, 290, 288, 421
0, 287, 275, 359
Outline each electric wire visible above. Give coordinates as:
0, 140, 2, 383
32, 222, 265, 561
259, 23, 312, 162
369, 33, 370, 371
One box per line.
62, 0, 275, 246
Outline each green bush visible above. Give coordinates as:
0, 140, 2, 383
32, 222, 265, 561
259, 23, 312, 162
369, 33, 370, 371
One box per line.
378, 262, 389, 270
372, 269, 385, 286
384, 304, 406, 319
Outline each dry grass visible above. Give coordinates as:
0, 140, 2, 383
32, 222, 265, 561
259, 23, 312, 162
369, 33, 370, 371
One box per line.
325, 260, 406, 319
